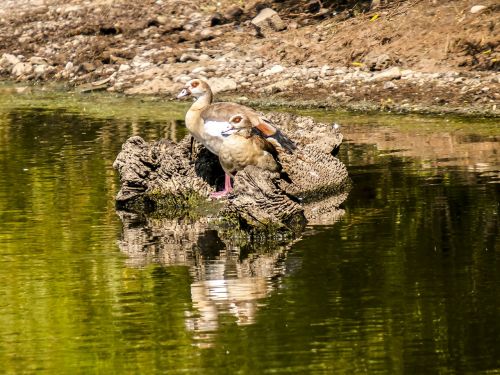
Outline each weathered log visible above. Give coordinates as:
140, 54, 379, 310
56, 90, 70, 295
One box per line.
113, 112, 351, 231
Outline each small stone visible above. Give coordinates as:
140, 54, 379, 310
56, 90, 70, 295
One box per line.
320, 65, 330, 77
191, 66, 206, 74
33, 64, 48, 77
12, 62, 32, 77
198, 29, 217, 41
383, 81, 397, 90
262, 64, 285, 76
371, 67, 402, 81
0, 53, 20, 67
365, 53, 393, 71
251, 8, 287, 33
207, 77, 237, 94
173, 74, 192, 83
118, 64, 131, 72
179, 53, 199, 62
29, 56, 48, 65
470, 5, 487, 14
156, 15, 168, 25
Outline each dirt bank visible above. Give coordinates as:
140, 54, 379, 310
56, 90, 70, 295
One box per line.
0, 0, 498, 116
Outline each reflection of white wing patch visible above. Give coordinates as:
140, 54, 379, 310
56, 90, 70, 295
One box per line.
204, 121, 231, 137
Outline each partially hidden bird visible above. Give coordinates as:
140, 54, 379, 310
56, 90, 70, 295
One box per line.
215, 113, 283, 197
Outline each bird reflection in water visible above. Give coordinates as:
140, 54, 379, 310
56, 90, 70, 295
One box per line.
117, 211, 296, 346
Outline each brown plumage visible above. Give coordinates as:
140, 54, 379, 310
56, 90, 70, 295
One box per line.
177, 79, 296, 156
219, 114, 281, 177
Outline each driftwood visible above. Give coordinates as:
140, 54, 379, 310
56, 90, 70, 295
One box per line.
113, 112, 351, 231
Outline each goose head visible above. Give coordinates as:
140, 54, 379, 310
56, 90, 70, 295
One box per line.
177, 79, 211, 99
224, 114, 252, 136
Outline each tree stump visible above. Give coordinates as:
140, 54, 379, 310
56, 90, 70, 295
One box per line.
113, 112, 351, 232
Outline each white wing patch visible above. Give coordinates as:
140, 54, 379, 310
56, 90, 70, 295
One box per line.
204, 121, 232, 137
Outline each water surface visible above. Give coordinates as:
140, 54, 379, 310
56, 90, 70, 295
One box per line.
0, 86, 498, 374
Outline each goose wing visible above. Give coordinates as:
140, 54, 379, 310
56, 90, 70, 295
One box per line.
201, 103, 297, 153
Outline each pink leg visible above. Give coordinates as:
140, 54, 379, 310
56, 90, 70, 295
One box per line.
210, 173, 233, 198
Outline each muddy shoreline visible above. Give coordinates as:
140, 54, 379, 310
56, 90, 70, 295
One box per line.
1, 0, 498, 117
4, 79, 498, 118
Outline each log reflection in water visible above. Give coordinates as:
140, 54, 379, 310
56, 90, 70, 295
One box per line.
117, 210, 334, 343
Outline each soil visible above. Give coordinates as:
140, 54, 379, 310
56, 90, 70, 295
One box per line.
0, 0, 498, 116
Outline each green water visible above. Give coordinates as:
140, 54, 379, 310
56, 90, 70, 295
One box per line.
0, 87, 498, 374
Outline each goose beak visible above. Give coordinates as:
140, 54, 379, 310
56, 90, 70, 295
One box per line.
177, 87, 191, 99
221, 125, 236, 136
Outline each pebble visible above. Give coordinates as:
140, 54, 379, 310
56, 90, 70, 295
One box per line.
0, 53, 20, 67
262, 65, 285, 76
251, 8, 287, 33
470, 5, 487, 14
383, 81, 397, 90
118, 64, 131, 72
12, 62, 32, 76
371, 67, 402, 81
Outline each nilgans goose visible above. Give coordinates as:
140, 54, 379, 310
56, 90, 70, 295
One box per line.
177, 79, 296, 155
177, 79, 295, 197
214, 114, 282, 197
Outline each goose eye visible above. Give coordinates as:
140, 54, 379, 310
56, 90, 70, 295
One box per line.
233, 116, 241, 123
191, 81, 199, 88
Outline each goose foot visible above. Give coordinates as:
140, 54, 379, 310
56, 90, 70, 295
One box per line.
210, 173, 233, 199
210, 189, 231, 199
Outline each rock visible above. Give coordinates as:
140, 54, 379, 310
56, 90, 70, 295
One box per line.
64, 61, 74, 71
118, 64, 131, 72
371, 66, 402, 81
320, 65, 331, 77
156, 15, 168, 25
173, 74, 192, 83
29, 56, 47, 65
179, 53, 202, 62
207, 77, 237, 94
198, 29, 218, 41
0, 53, 20, 67
12, 62, 32, 77
470, 5, 487, 14
251, 8, 287, 33
365, 53, 393, 71
33, 64, 48, 78
192, 66, 207, 74
383, 81, 397, 90
262, 64, 285, 76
